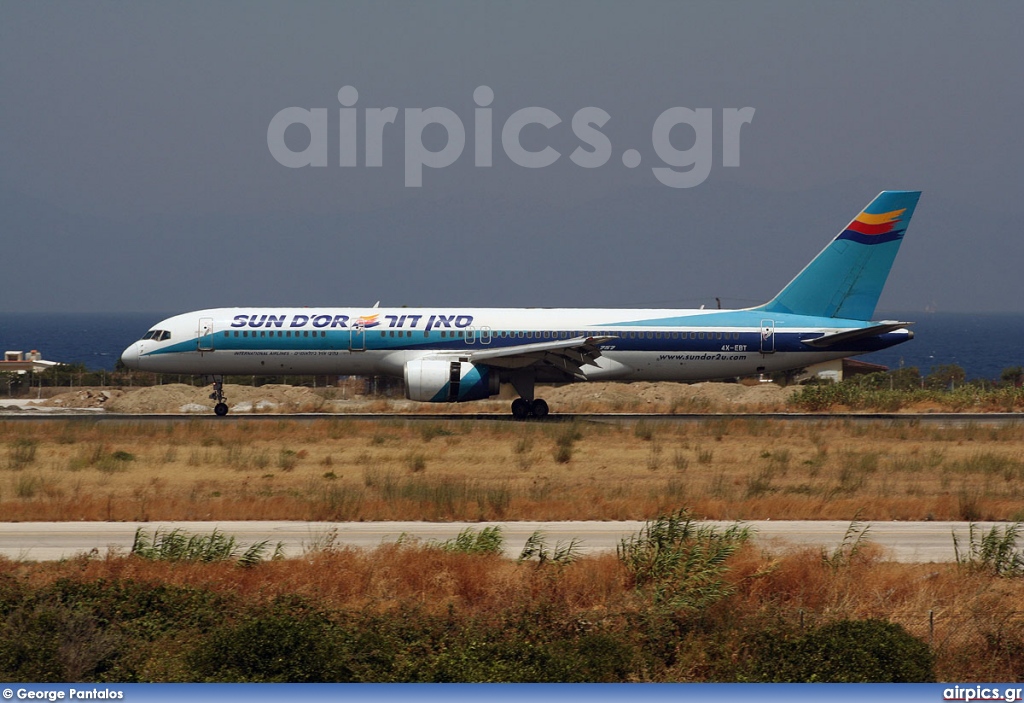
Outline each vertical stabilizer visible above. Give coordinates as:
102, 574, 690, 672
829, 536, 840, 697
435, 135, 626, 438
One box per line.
756, 190, 921, 320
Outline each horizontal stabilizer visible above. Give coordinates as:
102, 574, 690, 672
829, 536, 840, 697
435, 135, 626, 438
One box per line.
801, 322, 913, 348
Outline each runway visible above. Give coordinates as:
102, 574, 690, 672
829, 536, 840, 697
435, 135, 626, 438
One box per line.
0, 520, 1012, 563
1, 411, 1022, 427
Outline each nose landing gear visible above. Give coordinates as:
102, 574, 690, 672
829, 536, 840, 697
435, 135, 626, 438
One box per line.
209, 377, 229, 416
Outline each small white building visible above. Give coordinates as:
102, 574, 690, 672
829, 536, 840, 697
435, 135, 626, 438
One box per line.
1, 350, 60, 374
796, 358, 889, 384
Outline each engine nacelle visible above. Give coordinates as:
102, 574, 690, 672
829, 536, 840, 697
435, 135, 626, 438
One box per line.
404, 359, 500, 402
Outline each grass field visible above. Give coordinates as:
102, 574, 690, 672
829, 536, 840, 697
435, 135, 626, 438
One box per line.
4, 416, 1024, 681
3, 417, 1023, 522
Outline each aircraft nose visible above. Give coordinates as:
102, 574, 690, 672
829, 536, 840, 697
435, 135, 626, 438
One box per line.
120, 342, 142, 370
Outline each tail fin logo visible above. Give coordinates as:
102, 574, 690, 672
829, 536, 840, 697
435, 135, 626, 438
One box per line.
837, 207, 907, 245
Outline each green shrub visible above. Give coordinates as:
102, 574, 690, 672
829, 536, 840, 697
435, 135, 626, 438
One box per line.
518, 531, 581, 566
745, 619, 935, 682
0, 602, 118, 681
618, 508, 750, 612
131, 527, 283, 565
0, 579, 230, 682
438, 526, 504, 555
188, 609, 347, 682
953, 522, 1024, 577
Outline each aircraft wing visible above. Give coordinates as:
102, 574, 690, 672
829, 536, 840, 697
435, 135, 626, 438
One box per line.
427, 336, 614, 380
801, 321, 913, 348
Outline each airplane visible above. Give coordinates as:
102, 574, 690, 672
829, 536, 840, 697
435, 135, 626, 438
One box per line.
120, 190, 921, 418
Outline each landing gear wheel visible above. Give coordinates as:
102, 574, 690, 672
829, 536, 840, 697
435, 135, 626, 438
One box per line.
530, 399, 549, 419
511, 398, 531, 420
209, 377, 228, 416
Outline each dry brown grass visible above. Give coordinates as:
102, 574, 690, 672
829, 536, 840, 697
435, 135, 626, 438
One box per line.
2, 417, 1023, 522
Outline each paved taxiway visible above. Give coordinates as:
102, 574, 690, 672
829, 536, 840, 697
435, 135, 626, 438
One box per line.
0, 520, 1014, 563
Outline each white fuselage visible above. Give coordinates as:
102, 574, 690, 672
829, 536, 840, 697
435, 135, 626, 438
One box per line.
120, 306, 911, 383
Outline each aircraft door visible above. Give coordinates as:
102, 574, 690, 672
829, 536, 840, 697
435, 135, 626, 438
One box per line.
760, 319, 775, 354
197, 317, 215, 351
479, 326, 492, 345
349, 326, 366, 352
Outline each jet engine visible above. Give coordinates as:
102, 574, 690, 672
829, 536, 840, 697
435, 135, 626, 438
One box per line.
404, 359, 500, 402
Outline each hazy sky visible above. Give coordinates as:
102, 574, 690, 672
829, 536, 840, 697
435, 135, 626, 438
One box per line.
2, 1, 1022, 314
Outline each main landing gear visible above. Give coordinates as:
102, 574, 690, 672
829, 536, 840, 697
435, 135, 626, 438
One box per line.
511, 397, 549, 420
508, 372, 549, 419
209, 377, 229, 416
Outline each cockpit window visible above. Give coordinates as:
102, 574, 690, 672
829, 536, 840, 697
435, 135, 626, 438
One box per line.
141, 330, 171, 342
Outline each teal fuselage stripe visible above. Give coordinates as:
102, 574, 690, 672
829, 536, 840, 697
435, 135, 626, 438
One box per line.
144, 324, 907, 359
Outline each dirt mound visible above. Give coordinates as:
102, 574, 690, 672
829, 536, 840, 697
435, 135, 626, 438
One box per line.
42, 380, 796, 414
103, 383, 335, 414
545, 381, 795, 412
40, 389, 125, 409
